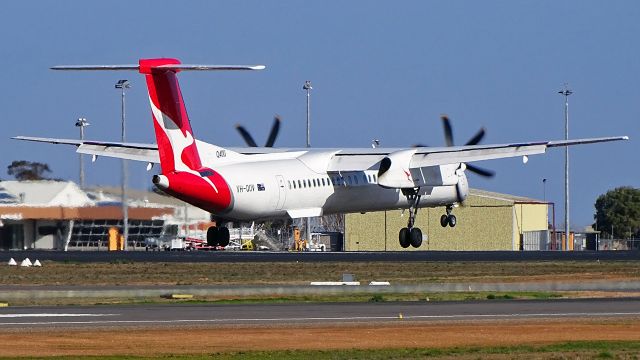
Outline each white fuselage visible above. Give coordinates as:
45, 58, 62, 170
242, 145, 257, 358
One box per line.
207, 148, 467, 221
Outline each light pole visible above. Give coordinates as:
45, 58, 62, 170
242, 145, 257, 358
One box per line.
558, 85, 572, 251
303, 80, 312, 244
542, 178, 547, 202
75, 117, 90, 188
115, 80, 131, 250
303, 80, 312, 148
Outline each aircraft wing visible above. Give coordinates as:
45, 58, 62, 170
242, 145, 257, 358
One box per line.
326, 136, 629, 172
13, 136, 160, 163
13, 135, 628, 171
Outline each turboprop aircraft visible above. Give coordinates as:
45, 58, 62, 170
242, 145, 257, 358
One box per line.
14, 58, 628, 249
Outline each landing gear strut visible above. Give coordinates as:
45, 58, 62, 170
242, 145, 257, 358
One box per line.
207, 226, 230, 247
399, 189, 423, 249
440, 205, 457, 228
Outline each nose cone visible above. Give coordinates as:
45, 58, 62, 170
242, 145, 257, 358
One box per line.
152, 174, 169, 190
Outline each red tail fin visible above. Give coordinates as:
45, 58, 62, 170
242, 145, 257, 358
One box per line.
139, 58, 202, 173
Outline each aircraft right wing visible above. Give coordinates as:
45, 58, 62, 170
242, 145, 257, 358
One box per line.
13, 136, 160, 163
326, 136, 629, 172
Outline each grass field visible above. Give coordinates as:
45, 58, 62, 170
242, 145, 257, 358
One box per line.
2, 260, 639, 286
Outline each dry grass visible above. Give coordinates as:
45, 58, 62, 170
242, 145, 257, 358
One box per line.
1, 318, 640, 357
1, 260, 639, 286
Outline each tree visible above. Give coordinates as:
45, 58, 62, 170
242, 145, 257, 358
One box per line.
593, 187, 640, 239
7, 160, 53, 181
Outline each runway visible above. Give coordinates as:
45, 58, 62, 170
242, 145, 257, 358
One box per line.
4, 250, 639, 263
2, 298, 639, 329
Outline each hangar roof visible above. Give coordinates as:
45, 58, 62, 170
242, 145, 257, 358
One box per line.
469, 188, 545, 205
0, 181, 92, 207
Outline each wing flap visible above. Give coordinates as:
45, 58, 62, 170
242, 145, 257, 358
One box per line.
78, 144, 159, 163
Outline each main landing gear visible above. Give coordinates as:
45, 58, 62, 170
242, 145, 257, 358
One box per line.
207, 226, 230, 247
440, 205, 457, 228
399, 190, 423, 249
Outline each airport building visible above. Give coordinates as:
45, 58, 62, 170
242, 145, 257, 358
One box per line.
0, 181, 211, 250
344, 189, 552, 251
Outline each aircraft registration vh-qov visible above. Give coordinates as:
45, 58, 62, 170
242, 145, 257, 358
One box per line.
14, 58, 628, 249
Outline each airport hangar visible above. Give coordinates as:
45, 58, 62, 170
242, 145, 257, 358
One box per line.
344, 188, 553, 251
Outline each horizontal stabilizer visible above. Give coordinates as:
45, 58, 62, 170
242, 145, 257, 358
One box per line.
51, 64, 265, 71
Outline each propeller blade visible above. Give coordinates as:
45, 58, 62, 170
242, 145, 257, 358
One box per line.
441, 115, 454, 147
264, 115, 281, 147
466, 164, 495, 178
235, 124, 258, 147
465, 127, 486, 146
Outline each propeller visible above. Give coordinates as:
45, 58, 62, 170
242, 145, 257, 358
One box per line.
235, 115, 281, 147
440, 115, 495, 178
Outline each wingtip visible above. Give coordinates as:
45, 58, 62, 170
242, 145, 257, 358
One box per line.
623, 136, 630, 140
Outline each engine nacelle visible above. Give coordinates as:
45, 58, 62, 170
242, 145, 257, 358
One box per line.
153, 169, 233, 213
377, 149, 417, 188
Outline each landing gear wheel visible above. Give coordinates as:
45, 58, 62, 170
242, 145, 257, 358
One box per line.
207, 226, 219, 246
440, 214, 449, 227
399, 228, 410, 248
448, 215, 457, 227
218, 227, 230, 247
410, 228, 422, 248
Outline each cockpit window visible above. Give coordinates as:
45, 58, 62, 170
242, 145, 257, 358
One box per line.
199, 170, 215, 177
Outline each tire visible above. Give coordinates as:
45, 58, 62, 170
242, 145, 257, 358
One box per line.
448, 215, 457, 227
207, 226, 219, 246
399, 227, 410, 248
218, 227, 230, 247
410, 228, 422, 248
440, 214, 449, 227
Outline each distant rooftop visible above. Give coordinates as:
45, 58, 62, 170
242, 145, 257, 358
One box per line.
470, 188, 545, 204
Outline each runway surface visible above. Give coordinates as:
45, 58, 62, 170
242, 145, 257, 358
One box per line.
1, 298, 639, 329
4, 250, 639, 262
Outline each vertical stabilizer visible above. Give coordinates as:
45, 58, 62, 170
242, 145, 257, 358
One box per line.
139, 58, 202, 173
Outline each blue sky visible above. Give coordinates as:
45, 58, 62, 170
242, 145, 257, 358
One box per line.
1, 1, 637, 229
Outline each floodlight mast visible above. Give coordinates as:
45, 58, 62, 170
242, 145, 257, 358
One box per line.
75, 117, 90, 188
115, 79, 131, 250
558, 85, 573, 251
303, 80, 312, 245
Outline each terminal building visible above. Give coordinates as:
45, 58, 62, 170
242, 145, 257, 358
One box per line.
344, 189, 553, 251
0, 181, 210, 250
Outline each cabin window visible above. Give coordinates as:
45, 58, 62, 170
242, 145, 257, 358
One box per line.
293, 181, 297, 189
321, 178, 325, 186
288, 180, 291, 189
298, 180, 302, 188
373, 174, 377, 182
313, 179, 317, 187
367, 174, 372, 183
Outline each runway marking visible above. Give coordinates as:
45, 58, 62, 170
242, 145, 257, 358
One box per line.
0, 313, 117, 318
1, 311, 640, 326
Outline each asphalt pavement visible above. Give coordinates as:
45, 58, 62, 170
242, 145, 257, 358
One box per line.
1, 298, 639, 329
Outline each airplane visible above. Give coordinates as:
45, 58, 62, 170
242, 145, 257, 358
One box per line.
14, 58, 628, 249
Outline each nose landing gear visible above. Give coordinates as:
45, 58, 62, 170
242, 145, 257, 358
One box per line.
440, 205, 457, 228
